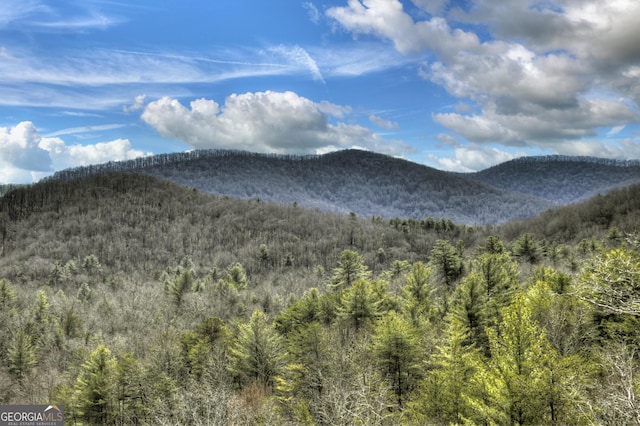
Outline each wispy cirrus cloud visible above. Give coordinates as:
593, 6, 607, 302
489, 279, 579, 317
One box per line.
0, 42, 412, 110
44, 124, 127, 138
0, 0, 122, 31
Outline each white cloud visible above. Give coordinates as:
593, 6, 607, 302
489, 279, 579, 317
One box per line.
269, 45, 325, 82
124, 94, 147, 113
328, 0, 640, 157
429, 140, 516, 172
0, 121, 52, 171
369, 114, 398, 129
40, 138, 149, 171
0, 121, 148, 183
44, 124, 127, 138
141, 91, 413, 156
411, 0, 450, 16
303, 2, 321, 24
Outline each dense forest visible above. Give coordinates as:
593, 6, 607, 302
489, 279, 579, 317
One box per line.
1, 172, 640, 425
45, 150, 640, 225
467, 155, 640, 203
47, 150, 560, 224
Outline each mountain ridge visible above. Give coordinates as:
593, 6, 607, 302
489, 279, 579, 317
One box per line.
41, 149, 640, 224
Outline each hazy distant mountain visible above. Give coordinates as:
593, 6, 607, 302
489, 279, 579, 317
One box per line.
44, 149, 640, 224
465, 155, 640, 203
48, 149, 557, 224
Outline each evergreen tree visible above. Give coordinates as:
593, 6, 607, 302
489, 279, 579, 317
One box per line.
409, 318, 482, 424
372, 311, 423, 407
430, 239, 463, 289
7, 330, 37, 380
479, 293, 558, 425
164, 268, 194, 309
72, 344, 117, 425
449, 273, 490, 352
339, 279, 381, 332
401, 261, 436, 327
513, 233, 540, 263
226, 262, 248, 290
329, 249, 370, 292
0, 278, 17, 309
229, 309, 287, 389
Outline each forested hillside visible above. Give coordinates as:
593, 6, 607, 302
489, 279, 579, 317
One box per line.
1, 174, 640, 424
467, 155, 640, 203
48, 149, 557, 224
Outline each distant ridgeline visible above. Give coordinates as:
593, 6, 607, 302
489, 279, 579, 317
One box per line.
505, 155, 640, 168
46, 149, 319, 182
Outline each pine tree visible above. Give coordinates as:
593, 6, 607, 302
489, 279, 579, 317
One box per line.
481, 293, 556, 425
430, 239, 463, 289
373, 311, 423, 407
409, 318, 482, 424
229, 309, 287, 389
7, 330, 37, 380
329, 249, 370, 292
339, 279, 381, 332
72, 344, 117, 425
0, 278, 17, 309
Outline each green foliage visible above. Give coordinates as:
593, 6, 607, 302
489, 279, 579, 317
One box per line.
0, 278, 17, 309
577, 247, 640, 317
228, 309, 287, 388
329, 249, 371, 292
430, 239, 463, 289
226, 262, 248, 290
164, 268, 194, 309
7, 330, 37, 380
373, 311, 423, 406
513, 232, 540, 263
400, 261, 435, 326
2, 171, 640, 422
409, 318, 482, 424
72, 344, 118, 425
339, 279, 382, 332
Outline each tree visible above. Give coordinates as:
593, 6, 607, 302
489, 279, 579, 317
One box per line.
339, 279, 381, 332
576, 247, 640, 317
226, 262, 248, 290
513, 233, 539, 263
449, 273, 490, 352
164, 268, 194, 309
0, 278, 17, 309
400, 261, 435, 326
478, 293, 567, 425
229, 309, 287, 389
373, 311, 423, 407
7, 330, 37, 380
409, 318, 482, 424
72, 344, 117, 425
329, 249, 370, 292
430, 239, 463, 289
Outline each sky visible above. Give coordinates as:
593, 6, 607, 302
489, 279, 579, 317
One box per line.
1, 0, 639, 183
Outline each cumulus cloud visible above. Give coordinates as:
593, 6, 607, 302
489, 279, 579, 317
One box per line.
0, 121, 148, 183
327, 0, 640, 156
0, 121, 52, 171
428, 136, 516, 172
141, 90, 412, 156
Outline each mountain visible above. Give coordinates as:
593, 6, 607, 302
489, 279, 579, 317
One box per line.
44, 150, 640, 224
465, 155, 640, 203
47, 149, 556, 225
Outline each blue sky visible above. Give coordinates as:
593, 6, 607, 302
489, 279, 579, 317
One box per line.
1, 0, 639, 183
